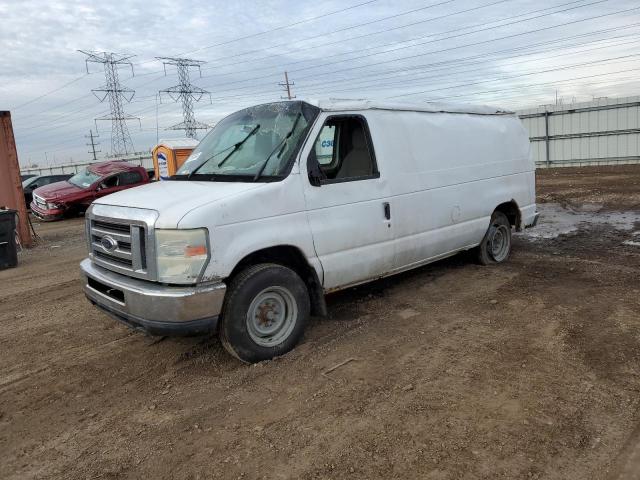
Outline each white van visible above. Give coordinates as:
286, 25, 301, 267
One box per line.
81, 99, 538, 362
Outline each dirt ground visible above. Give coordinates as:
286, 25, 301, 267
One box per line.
1, 165, 640, 480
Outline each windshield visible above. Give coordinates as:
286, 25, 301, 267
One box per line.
22, 177, 39, 188
69, 169, 101, 188
176, 101, 319, 180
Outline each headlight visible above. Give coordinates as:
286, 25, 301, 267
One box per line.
46, 202, 62, 210
156, 228, 210, 284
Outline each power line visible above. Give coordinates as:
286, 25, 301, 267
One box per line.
198, 1, 634, 99
25, 16, 638, 139
120, 0, 480, 83
6, 0, 609, 122
10, 74, 90, 111
133, 0, 384, 66
277, 0, 618, 82
270, 54, 640, 101
22, 16, 639, 133
199, 0, 461, 70
13, 0, 639, 161
418, 67, 640, 103
14, 102, 107, 135
199, 0, 514, 74
25, 65, 639, 159
14, 92, 95, 120
198, 41, 640, 106
387, 53, 640, 99
296, 34, 640, 98
153, 0, 386, 61
195, 0, 593, 82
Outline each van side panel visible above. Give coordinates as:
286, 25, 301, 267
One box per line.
365, 110, 535, 271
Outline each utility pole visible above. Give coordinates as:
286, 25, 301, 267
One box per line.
85, 129, 101, 161
79, 50, 140, 157
157, 57, 211, 139
279, 71, 295, 100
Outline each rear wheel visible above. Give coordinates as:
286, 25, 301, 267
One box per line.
219, 263, 310, 363
476, 211, 512, 265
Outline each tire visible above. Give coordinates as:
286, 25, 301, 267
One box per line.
475, 211, 512, 265
219, 263, 310, 363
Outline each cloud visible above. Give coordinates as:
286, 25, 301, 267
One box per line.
1, 0, 639, 166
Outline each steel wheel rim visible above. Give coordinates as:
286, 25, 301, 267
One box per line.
246, 286, 297, 347
489, 224, 510, 262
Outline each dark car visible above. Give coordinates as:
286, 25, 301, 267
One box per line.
22, 174, 73, 208
30, 161, 150, 221
21, 174, 36, 182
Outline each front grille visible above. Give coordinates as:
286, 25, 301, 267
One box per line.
86, 205, 158, 281
95, 250, 133, 267
89, 218, 148, 277
93, 219, 130, 233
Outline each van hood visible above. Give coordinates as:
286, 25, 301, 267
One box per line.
33, 181, 83, 200
94, 180, 268, 228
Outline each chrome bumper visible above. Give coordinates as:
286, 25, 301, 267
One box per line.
80, 258, 225, 336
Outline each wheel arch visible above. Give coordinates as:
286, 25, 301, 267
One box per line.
226, 245, 327, 317
495, 199, 522, 231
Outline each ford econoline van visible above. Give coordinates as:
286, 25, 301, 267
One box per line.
80, 99, 539, 363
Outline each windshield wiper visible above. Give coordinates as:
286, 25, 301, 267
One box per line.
217, 124, 261, 168
253, 113, 302, 181
187, 124, 260, 179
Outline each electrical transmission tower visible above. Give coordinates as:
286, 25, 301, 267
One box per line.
85, 129, 101, 161
279, 71, 295, 100
157, 57, 211, 139
79, 50, 139, 157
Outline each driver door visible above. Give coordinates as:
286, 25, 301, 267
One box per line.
301, 113, 394, 290
92, 174, 123, 201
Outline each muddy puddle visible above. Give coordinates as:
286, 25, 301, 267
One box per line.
521, 203, 640, 240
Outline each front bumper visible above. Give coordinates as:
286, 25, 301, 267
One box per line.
30, 202, 65, 221
80, 258, 225, 336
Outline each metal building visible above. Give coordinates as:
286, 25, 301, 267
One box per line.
518, 95, 640, 168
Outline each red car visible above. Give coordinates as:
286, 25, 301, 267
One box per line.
30, 161, 150, 221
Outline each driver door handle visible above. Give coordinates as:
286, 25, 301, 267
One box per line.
383, 202, 391, 220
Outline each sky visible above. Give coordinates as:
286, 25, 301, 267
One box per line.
1, 0, 639, 167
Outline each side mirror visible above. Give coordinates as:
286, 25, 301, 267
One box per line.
308, 171, 322, 187
307, 150, 325, 187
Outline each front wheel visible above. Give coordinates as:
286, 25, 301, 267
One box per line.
475, 211, 512, 265
219, 263, 310, 363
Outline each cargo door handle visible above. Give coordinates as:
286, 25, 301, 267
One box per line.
383, 202, 391, 220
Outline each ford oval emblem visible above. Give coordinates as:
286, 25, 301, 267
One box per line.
100, 236, 118, 252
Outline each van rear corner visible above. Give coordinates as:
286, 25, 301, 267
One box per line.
520, 203, 540, 229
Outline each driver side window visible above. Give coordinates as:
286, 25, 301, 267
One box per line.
101, 175, 119, 189
309, 116, 378, 183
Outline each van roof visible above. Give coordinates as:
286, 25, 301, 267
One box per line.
305, 98, 514, 116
